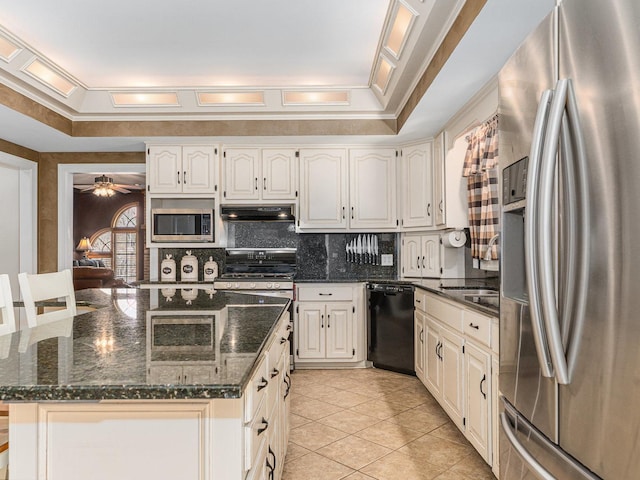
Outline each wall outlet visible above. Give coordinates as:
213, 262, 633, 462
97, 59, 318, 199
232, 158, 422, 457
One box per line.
381, 254, 393, 266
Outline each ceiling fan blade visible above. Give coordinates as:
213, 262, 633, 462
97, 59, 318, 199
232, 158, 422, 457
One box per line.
78, 186, 96, 192
116, 184, 144, 190
112, 186, 131, 193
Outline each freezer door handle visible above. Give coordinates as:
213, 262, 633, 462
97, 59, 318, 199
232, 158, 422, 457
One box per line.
525, 88, 555, 378
500, 412, 555, 480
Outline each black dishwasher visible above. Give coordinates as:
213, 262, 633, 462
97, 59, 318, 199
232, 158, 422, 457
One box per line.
367, 283, 415, 375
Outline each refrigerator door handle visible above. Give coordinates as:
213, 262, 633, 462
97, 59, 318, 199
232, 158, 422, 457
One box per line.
539, 78, 573, 385
525, 88, 555, 378
564, 78, 591, 376
500, 412, 556, 480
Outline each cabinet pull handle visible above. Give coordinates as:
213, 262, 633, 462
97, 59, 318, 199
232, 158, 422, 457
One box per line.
327, 314, 330, 328
422, 256, 426, 269
321, 314, 324, 328
255, 177, 258, 190
480, 374, 487, 399
284, 373, 291, 399
268, 446, 277, 479
257, 377, 269, 392
271, 368, 280, 378
351, 206, 354, 219
342, 206, 345, 219
469, 323, 480, 330
263, 177, 267, 190
419, 329, 424, 343
417, 256, 421, 269
257, 417, 269, 435
427, 203, 432, 216
280, 337, 287, 344
319, 293, 333, 296
416, 299, 421, 303
183, 170, 187, 184
177, 171, 180, 184
439, 200, 443, 213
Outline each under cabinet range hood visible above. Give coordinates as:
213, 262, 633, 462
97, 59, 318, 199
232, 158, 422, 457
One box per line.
220, 205, 295, 222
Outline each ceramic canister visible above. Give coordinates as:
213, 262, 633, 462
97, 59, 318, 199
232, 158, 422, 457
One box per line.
160, 254, 176, 282
203, 256, 218, 282
180, 250, 199, 281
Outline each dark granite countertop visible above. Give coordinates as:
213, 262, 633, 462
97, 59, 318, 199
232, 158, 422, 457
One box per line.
0, 288, 289, 402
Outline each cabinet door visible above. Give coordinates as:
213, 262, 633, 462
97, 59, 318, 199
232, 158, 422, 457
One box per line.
295, 303, 325, 359
182, 146, 217, 194
349, 148, 397, 229
465, 341, 491, 463
298, 149, 348, 229
325, 304, 354, 359
147, 145, 182, 193
424, 317, 442, 397
433, 132, 446, 226
421, 235, 441, 278
223, 148, 260, 200
402, 234, 422, 278
262, 149, 297, 200
402, 143, 433, 228
441, 326, 465, 429
414, 310, 426, 383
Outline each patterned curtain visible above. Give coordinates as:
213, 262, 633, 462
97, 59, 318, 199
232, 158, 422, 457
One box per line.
462, 115, 500, 261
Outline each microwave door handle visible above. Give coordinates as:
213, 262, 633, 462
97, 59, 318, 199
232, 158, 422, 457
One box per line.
539, 78, 570, 385
525, 88, 555, 378
564, 78, 591, 377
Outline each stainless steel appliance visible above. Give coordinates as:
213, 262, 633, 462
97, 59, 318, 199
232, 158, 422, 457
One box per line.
366, 283, 415, 376
220, 205, 295, 222
151, 208, 214, 242
499, 1, 640, 478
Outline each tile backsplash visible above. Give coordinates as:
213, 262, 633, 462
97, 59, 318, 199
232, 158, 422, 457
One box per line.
159, 222, 398, 281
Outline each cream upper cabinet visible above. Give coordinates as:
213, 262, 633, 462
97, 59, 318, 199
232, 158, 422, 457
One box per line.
298, 149, 348, 229
348, 148, 397, 230
401, 233, 441, 278
433, 132, 446, 226
222, 147, 297, 202
401, 143, 433, 228
147, 145, 218, 194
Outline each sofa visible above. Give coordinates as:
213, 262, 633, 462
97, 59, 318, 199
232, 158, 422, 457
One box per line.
72, 259, 128, 290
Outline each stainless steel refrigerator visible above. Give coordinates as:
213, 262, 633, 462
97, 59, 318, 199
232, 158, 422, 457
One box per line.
499, 0, 640, 478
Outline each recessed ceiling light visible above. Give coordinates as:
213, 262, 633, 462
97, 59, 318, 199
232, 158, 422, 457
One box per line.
384, 2, 416, 59
23, 59, 76, 97
282, 90, 349, 106
197, 91, 265, 106
373, 56, 395, 95
0, 35, 20, 62
110, 92, 180, 107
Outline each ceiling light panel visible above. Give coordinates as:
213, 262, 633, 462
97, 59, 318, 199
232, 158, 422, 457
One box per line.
282, 91, 350, 106
384, 2, 417, 59
111, 92, 180, 107
22, 58, 76, 97
373, 56, 395, 95
0, 35, 20, 62
197, 91, 265, 106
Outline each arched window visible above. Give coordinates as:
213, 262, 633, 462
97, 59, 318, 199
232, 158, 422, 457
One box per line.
88, 203, 139, 283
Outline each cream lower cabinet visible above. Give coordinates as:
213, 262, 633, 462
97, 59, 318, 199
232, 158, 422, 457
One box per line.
294, 284, 363, 366
414, 288, 498, 469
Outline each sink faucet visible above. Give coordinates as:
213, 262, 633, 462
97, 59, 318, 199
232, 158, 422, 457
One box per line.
484, 233, 500, 261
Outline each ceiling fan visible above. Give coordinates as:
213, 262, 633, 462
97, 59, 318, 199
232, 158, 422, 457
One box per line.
74, 175, 144, 196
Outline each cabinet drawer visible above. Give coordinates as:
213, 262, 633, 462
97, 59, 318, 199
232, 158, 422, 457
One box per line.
426, 294, 463, 332
244, 355, 269, 423
415, 289, 427, 312
464, 309, 492, 347
297, 286, 353, 302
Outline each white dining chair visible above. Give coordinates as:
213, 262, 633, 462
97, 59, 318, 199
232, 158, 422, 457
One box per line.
0, 274, 16, 336
18, 269, 77, 328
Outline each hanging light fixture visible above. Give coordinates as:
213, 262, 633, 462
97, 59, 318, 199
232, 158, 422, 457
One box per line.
92, 175, 116, 197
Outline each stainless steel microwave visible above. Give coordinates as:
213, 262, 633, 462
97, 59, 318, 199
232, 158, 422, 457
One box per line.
151, 208, 214, 242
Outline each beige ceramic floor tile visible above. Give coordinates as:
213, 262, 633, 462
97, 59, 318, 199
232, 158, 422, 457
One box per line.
317, 389, 371, 408
317, 409, 382, 434
355, 420, 424, 450
429, 421, 470, 446
377, 388, 434, 408
282, 451, 355, 480
344, 381, 396, 398
289, 421, 349, 451
290, 395, 344, 420
398, 433, 474, 468
360, 450, 446, 480
386, 408, 448, 433
295, 383, 343, 398
289, 413, 313, 429
285, 441, 311, 464
341, 472, 377, 480
349, 398, 411, 420
317, 435, 392, 470
446, 451, 496, 480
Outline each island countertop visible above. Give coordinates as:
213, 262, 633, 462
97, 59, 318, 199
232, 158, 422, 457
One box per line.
0, 287, 290, 402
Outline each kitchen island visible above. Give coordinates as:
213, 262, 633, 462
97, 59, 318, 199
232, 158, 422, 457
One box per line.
1, 287, 292, 480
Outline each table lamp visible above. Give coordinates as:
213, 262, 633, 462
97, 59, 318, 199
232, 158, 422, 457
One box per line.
76, 237, 92, 259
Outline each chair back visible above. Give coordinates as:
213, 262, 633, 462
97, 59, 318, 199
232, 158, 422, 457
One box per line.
0, 275, 16, 335
18, 270, 77, 328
